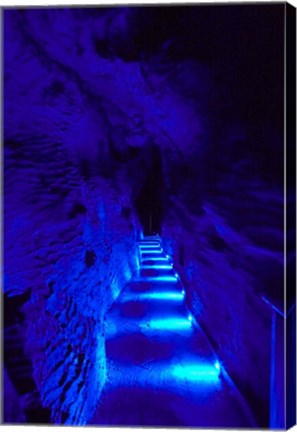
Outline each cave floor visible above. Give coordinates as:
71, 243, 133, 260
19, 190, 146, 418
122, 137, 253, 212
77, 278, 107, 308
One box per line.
90, 237, 256, 428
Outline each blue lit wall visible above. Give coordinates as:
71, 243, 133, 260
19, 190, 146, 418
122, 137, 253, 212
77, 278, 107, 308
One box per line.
3, 4, 285, 428
3, 7, 144, 423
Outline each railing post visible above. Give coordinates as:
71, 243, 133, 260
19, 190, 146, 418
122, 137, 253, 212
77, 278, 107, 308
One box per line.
269, 311, 285, 428
269, 309, 277, 427
262, 296, 285, 428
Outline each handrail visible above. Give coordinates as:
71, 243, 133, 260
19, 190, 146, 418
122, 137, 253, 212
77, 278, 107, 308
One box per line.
261, 295, 295, 319
261, 295, 285, 318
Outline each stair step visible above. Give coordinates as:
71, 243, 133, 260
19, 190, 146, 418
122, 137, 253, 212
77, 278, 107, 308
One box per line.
91, 237, 258, 428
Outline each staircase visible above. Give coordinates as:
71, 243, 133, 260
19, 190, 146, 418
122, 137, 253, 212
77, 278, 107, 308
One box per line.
91, 236, 256, 427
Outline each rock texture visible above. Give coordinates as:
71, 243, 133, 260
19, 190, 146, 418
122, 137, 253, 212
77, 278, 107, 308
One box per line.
162, 186, 284, 426
4, 8, 142, 424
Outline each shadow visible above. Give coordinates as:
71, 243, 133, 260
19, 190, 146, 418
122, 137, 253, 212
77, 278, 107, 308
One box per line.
135, 145, 165, 235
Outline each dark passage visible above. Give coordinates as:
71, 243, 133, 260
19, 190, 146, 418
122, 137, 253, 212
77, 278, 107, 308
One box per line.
135, 145, 164, 236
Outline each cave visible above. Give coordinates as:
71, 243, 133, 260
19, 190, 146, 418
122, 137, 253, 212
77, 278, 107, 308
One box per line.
134, 144, 164, 235
2, 3, 294, 429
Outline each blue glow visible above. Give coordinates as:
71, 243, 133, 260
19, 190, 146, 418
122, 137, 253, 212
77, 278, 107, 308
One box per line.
214, 360, 221, 372
142, 276, 177, 282
141, 249, 163, 254
188, 314, 193, 323
142, 257, 170, 262
171, 363, 221, 383
136, 292, 184, 301
139, 245, 161, 249
140, 250, 162, 254
141, 317, 192, 330
140, 265, 173, 270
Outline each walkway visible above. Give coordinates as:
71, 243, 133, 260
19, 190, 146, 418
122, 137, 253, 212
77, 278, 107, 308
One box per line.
90, 236, 256, 428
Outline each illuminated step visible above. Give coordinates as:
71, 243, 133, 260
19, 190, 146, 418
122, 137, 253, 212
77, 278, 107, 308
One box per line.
139, 249, 163, 253
138, 245, 161, 249
171, 361, 221, 383
139, 242, 160, 246
141, 257, 170, 262
141, 249, 163, 254
140, 275, 178, 282
139, 246, 162, 250
140, 316, 193, 330
141, 255, 166, 261
122, 291, 185, 303
140, 264, 173, 270
134, 292, 184, 301
139, 270, 177, 280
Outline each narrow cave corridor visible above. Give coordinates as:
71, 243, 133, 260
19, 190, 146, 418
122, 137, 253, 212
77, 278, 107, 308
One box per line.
135, 145, 164, 235
2, 3, 291, 429
90, 237, 256, 427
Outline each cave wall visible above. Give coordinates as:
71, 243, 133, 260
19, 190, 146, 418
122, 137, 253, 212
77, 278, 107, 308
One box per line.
3, 13, 214, 422
159, 4, 285, 423
162, 192, 284, 426
4, 149, 139, 424
3, 8, 143, 424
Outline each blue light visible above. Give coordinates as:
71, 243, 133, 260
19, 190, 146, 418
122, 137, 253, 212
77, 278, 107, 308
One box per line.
140, 250, 162, 254
141, 317, 192, 330
141, 276, 177, 282
188, 314, 193, 323
137, 292, 184, 301
181, 289, 185, 295
142, 257, 169, 262
171, 363, 221, 383
139, 245, 161, 249
141, 249, 163, 254
214, 360, 221, 372
140, 265, 173, 270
